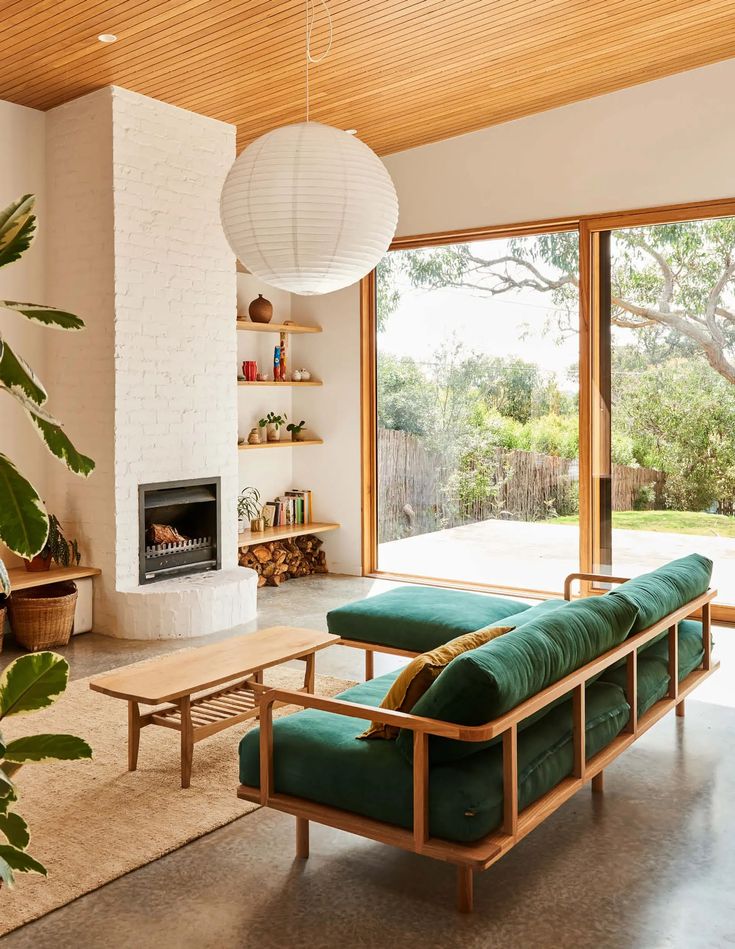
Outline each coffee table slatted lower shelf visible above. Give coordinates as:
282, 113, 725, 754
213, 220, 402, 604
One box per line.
149, 679, 261, 738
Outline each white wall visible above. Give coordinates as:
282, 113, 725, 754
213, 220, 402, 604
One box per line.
292, 284, 362, 576
0, 100, 47, 568
44, 88, 117, 628
384, 58, 735, 235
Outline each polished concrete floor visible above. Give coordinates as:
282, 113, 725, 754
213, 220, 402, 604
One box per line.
2, 574, 734, 949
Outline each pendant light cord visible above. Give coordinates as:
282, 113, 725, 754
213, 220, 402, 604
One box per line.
305, 0, 332, 122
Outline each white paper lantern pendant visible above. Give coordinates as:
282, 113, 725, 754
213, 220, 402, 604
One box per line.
220, 1, 398, 296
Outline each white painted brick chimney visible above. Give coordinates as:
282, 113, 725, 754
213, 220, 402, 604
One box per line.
44, 86, 257, 639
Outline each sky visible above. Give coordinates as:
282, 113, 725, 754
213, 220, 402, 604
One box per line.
378, 238, 580, 390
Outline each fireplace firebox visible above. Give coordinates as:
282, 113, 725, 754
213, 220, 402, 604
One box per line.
138, 477, 221, 584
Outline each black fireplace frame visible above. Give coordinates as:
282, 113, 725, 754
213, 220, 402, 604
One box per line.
138, 476, 222, 585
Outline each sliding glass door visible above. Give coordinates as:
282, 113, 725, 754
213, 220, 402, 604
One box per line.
373, 229, 580, 594
591, 214, 735, 610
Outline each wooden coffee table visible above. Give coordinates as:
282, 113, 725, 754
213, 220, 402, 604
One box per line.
90, 626, 339, 788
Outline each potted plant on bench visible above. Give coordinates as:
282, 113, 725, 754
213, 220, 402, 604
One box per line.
24, 515, 81, 573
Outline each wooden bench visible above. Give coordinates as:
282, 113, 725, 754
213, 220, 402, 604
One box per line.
7, 565, 101, 634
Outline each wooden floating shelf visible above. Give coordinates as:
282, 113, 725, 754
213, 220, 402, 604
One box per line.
238, 439, 323, 450
237, 380, 322, 388
8, 565, 101, 592
236, 321, 321, 334
238, 522, 340, 547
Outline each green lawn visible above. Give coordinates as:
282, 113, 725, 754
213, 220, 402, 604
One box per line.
550, 509, 735, 538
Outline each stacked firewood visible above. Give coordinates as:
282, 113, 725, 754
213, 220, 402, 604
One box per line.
238, 534, 328, 587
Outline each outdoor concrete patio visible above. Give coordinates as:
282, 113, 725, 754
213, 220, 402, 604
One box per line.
379, 519, 735, 600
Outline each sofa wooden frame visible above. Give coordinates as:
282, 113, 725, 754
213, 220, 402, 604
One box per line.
237, 574, 718, 912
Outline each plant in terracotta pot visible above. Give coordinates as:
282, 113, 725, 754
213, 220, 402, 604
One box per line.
0, 194, 95, 566
262, 411, 287, 442
24, 515, 80, 572
287, 419, 307, 442
238, 486, 265, 532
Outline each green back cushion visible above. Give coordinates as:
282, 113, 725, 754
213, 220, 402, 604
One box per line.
609, 554, 712, 633
397, 592, 639, 764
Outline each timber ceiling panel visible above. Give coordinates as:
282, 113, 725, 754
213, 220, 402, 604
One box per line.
1, 0, 735, 155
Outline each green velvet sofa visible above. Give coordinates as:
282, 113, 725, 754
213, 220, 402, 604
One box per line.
237, 554, 718, 912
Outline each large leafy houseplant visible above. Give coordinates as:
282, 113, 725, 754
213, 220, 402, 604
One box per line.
0, 194, 95, 564
0, 652, 91, 886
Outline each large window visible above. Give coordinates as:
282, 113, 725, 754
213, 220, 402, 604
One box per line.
365, 201, 735, 619
594, 216, 735, 606
374, 229, 580, 593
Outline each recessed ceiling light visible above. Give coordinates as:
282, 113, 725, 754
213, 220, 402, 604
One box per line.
97, 33, 118, 43
345, 128, 357, 135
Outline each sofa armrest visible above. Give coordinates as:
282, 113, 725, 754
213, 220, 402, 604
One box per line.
563, 571, 630, 600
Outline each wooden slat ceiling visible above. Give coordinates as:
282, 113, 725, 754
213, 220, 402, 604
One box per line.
1, 0, 735, 155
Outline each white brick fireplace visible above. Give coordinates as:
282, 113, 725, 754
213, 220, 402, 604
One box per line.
43, 86, 257, 639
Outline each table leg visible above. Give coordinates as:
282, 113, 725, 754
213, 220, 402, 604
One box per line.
128, 700, 141, 772
304, 652, 315, 692
180, 695, 193, 789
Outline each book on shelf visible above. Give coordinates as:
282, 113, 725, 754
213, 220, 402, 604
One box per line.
256, 489, 315, 530
262, 502, 276, 528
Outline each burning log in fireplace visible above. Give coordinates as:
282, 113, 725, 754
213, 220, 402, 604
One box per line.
238, 535, 328, 587
147, 523, 188, 545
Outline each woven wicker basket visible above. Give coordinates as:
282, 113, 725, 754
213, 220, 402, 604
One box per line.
8, 581, 77, 652
0, 604, 6, 654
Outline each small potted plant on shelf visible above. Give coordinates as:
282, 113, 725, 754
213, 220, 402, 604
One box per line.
24, 514, 80, 572
260, 411, 287, 443
238, 486, 265, 532
287, 419, 307, 442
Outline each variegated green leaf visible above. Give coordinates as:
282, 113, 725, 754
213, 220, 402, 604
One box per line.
0, 844, 46, 877
0, 301, 84, 330
0, 334, 47, 404
4, 734, 92, 764
0, 812, 29, 849
0, 194, 36, 270
1, 388, 94, 477
27, 409, 95, 478
0, 558, 9, 598
0, 453, 48, 559
0, 853, 14, 887
0, 653, 69, 719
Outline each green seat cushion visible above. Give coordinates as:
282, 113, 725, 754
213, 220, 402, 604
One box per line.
609, 554, 712, 634
397, 592, 639, 764
600, 619, 708, 715
326, 586, 531, 653
238, 672, 629, 844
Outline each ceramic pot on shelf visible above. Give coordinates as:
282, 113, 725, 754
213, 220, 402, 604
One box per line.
250, 517, 266, 532
24, 553, 52, 572
248, 294, 273, 324
266, 423, 281, 442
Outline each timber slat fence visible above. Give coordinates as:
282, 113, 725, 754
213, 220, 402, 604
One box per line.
378, 427, 665, 542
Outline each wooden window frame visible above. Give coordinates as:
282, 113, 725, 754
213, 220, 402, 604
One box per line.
360, 196, 735, 620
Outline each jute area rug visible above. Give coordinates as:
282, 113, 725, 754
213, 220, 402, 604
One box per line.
0, 658, 352, 935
